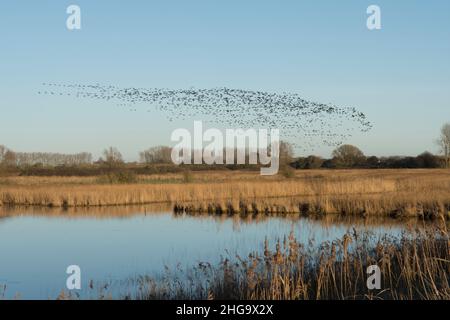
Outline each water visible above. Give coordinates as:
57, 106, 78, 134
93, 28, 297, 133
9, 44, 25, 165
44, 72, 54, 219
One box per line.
0, 206, 429, 299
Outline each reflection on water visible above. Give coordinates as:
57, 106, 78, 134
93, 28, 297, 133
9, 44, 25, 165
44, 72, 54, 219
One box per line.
0, 205, 438, 299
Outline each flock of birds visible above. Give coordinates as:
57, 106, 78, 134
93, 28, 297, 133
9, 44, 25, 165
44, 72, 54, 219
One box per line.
38, 83, 372, 151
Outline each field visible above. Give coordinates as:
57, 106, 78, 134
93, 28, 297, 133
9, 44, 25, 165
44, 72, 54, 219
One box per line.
1, 169, 450, 219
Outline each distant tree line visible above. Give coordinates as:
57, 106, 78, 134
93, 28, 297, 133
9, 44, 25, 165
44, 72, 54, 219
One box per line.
14, 152, 93, 167
0, 146, 92, 167
1, 122, 449, 175
292, 147, 444, 169
292, 123, 450, 169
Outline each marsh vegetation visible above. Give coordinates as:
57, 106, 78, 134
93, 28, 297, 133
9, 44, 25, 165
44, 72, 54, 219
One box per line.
0, 170, 449, 220
137, 227, 450, 300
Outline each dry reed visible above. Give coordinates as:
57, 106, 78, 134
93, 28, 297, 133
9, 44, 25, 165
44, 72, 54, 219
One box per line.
1, 170, 450, 218
137, 226, 450, 300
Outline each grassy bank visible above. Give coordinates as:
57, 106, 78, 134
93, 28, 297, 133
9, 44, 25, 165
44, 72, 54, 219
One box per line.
137, 227, 450, 300
1, 169, 450, 218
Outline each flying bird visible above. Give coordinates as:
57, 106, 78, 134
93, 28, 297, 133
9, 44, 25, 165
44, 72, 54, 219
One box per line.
38, 83, 372, 152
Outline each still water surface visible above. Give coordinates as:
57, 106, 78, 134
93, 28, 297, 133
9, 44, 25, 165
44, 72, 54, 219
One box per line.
0, 206, 425, 299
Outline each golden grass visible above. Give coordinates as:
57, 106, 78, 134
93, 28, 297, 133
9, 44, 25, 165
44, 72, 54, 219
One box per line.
137, 227, 450, 300
1, 169, 450, 218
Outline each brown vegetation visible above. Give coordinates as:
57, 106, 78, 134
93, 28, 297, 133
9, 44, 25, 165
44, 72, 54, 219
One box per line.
0, 170, 449, 219
138, 227, 450, 300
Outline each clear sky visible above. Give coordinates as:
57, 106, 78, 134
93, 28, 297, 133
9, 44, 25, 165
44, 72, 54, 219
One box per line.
1, 0, 449, 161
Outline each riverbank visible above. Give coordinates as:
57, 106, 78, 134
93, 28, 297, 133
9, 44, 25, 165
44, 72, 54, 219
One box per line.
1, 169, 449, 219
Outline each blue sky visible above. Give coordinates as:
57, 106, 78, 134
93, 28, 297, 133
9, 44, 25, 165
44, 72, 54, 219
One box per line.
0, 1, 449, 160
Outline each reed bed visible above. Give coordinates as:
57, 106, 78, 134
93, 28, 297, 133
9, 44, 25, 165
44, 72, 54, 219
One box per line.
1, 170, 450, 218
137, 227, 450, 300
0, 204, 172, 219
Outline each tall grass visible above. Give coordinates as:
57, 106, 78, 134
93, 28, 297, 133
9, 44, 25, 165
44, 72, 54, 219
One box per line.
0, 170, 449, 218
137, 227, 450, 300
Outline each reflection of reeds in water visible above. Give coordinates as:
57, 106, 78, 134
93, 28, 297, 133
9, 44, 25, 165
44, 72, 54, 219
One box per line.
1, 204, 446, 231
0, 204, 172, 219
173, 210, 448, 231
1, 170, 450, 218
137, 227, 450, 300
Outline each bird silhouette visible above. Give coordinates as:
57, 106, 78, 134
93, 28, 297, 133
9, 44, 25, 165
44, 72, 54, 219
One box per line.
39, 83, 372, 152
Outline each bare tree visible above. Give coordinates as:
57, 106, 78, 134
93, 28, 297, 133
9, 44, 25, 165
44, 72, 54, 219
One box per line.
103, 147, 123, 169
3, 150, 17, 167
0, 145, 7, 163
0, 145, 17, 167
139, 146, 172, 164
14, 152, 92, 167
279, 141, 294, 166
332, 144, 365, 168
436, 123, 450, 168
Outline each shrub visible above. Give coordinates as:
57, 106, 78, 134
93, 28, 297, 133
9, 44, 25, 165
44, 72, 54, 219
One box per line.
97, 170, 137, 184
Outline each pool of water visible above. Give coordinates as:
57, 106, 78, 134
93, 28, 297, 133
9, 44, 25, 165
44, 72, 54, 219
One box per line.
0, 206, 431, 299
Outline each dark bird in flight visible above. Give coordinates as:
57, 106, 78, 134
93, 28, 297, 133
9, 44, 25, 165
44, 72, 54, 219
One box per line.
39, 83, 372, 152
